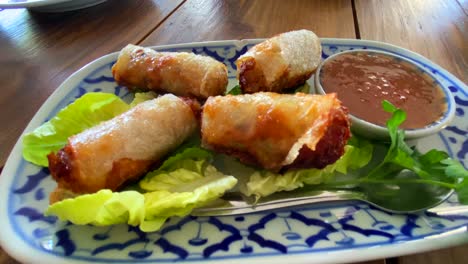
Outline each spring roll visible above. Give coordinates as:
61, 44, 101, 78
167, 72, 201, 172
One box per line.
112, 44, 228, 99
48, 94, 199, 203
236, 30, 322, 93
201, 92, 350, 171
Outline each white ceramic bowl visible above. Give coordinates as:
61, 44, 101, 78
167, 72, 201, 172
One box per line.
314, 49, 456, 140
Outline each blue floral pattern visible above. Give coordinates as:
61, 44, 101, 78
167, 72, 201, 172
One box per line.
6, 39, 468, 262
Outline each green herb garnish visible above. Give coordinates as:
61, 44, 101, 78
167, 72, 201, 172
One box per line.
225, 85, 242, 95
321, 100, 468, 205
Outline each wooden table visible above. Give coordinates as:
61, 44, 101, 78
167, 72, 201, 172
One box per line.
0, 0, 466, 263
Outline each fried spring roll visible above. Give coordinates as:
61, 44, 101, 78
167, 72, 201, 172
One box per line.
201, 93, 350, 171
112, 44, 228, 99
48, 94, 198, 203
236, 30, 322, 93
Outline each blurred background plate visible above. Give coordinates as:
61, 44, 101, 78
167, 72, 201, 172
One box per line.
0, 0, 106, 12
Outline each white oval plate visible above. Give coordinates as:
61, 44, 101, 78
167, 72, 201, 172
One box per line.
0, 39, 467, 264
0, 0, 106, 12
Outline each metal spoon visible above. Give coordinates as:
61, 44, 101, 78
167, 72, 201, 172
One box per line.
193, 173, 454, 216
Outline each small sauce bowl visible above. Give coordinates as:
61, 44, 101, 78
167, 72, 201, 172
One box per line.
314, 49, 455, 140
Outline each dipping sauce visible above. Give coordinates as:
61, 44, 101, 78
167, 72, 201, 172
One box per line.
319, 51, 446, 129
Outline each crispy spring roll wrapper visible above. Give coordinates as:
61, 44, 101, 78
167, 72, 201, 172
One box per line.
48, 94, 199, 203
201, 92, 350, 171
112, 44, 228, 99
236, 30, 322, 93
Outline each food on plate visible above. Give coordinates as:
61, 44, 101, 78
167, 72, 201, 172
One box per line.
31, 93, 466, 232
205, 101, 467, 211
46, 147, 238, 232
112, 44, 228, 99
47, 94, 199, 204
201, 92, 351, 171
242, 136, 373, 198
22, 93, 132, 167
18, 36, 467, 233
318, 50, 447, 129
235, 29, 322, 93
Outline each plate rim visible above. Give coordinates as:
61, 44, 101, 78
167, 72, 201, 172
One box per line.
0, 38, 467, 264
0, 0, 105, 10
0, 0, 73, 8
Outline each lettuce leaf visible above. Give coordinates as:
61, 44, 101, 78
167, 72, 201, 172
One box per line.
129, 92, 158, 107
22, 93, 130, 167
45, 190, 145, 226
157, 147, 212, 173
143, 171, 237, 217
45, 189, 168, 232
244, 137, 373, 198
22, 91, 159, 167
293, 82, 310, 93
45, 147, 237, 232
139, 147, 230, 192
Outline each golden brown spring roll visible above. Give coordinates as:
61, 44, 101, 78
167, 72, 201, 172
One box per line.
48, 94, 198, 203
236, 30, 322, 93
201, 92, 350, 171
112, 44, 228, 99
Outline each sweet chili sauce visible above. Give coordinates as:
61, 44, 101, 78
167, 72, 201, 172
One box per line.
319, 51, 446, 129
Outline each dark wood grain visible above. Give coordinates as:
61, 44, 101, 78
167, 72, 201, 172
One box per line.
355, 1, 468, 263
399, 244, 468, 264
140, 0, 356, 46
355, 0, 467, 84
0, 0, 466, 263
0, 248, 19, 264
0, 0, 184, 166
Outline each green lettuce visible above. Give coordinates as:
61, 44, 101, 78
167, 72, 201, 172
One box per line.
292, 82, 310, 93
129, 92, 158, 107
45, 189, 169, 232
143, 172, 237, 217
45, 147, 237, 232
45, 190, 145, 226
244, 137, 373, 198
22, 93, 130, 166
149, 147, 212, 175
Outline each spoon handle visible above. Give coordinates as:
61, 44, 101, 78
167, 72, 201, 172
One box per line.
192, 190, 367, 216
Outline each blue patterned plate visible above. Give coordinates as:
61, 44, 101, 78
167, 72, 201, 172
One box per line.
0, 39, 467, 264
